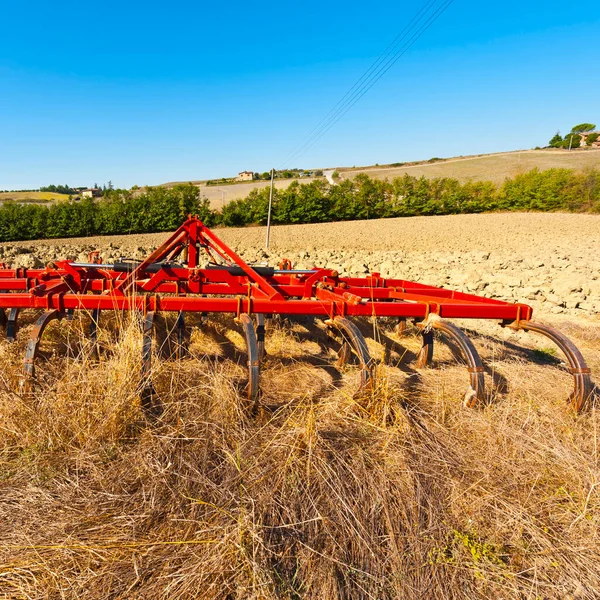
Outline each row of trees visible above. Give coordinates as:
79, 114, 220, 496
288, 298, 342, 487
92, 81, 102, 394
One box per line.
252, 168, 324, 180
0, 184, 212, 242
219, 169, 600, 226
39, 184, 79, 195
0, 169, 598, 242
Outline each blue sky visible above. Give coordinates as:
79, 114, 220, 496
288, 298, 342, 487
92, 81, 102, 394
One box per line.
1, 0, 598, 190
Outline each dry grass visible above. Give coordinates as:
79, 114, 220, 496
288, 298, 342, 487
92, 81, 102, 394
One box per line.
0, 192, 70, 202
0, 311, 599, 599
340, 149, 600, 185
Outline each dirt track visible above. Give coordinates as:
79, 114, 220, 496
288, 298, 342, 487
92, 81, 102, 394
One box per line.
2, 212, 600, 318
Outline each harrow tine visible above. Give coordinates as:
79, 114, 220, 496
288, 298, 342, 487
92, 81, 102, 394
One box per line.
505, 320, 594, 412
237, 313, 260, 412
22, 309, 64, 389
255, 313, 266, 362
416, 314, 485, 407
175, 311, 186, 359
89, 308, 100, 356
416, 328, 434, 369
6, 308, 20, 342
66, 308, 75, 321
326, 316, 375, 390
140, 311, 161, 416
394, 318, 408, 336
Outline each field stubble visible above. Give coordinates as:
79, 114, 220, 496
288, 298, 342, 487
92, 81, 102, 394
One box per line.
0, 213, 600, 599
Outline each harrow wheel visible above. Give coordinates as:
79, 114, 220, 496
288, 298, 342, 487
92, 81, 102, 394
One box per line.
237, 313, 260, 411
506, 320, 594, 412
326, 316, 375, 390
415, 314, 485, 407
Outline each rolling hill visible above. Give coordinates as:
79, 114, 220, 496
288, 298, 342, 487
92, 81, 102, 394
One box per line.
163, 148, 600, 207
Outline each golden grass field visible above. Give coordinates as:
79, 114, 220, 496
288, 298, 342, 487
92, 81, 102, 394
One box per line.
339, 148, 600, 185
0, 191, 70, 202
0, 213, 599, 599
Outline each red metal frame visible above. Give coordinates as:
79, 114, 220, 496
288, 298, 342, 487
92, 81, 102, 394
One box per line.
1, 216, 594, 413
0, 216, 534, 322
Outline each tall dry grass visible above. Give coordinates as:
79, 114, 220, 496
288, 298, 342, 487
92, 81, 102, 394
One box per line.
0, 311, 599, 599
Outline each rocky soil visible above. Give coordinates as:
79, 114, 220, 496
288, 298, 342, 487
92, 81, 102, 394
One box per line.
2, 212, 599, 319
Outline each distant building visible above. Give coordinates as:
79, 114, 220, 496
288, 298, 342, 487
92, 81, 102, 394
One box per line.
578, 131, 600, 148
81, 188, 102, 198
237, 171, 254, 181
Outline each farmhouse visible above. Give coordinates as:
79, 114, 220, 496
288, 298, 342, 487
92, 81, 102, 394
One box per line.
237, 171, 254, 181
578, 131, 600, 148
81, 188, 102, 198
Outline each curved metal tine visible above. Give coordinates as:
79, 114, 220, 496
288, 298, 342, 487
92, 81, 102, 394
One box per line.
175, 311, 186, 359
416, 315, 485, 407
140, 311, 161, 417
336, 341, 352, 367
22, 309, 64, 390
237, 313, 260, 412
6, 308, 20, 342
89, 308, 101, 358
327, 316, 375, 390
394, 318, 408, 336
507, 320, 594, 412
66, 308, 75, 322
416, 329, 434, 369
255, 313, 266, 362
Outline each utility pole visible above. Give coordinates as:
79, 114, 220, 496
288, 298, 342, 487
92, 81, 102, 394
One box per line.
265, 168, 274, 249
568, 134, 574, 151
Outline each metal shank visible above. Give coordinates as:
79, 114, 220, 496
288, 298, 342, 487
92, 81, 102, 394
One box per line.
6, 308, 20, 342
256, 313, 266, 362
237, 313, 260, 410
23, 309, 64, 382
141, 311, 161, 415
328, 316, 375, 389
508, 320, 593, 412
416, 315, 485, 407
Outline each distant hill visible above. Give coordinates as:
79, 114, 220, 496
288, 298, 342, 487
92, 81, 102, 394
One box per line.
162, 148, 600, 207
338, 148, 600, 186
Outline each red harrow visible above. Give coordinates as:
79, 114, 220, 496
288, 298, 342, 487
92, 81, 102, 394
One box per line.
0, 216, 594, 412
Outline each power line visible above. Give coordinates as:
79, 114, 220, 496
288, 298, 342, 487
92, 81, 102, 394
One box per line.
282, 0, 454, 167
280, 0, 439, 165
280, 0, 454, 168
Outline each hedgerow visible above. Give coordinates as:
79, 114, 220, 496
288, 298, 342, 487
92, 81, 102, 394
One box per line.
0, 168, 598, 242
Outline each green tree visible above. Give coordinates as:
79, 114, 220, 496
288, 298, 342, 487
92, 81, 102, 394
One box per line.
571, 123, 596, 133
562, 134, 582, 149
585, 133, 599, 146
548, 132, 563, 148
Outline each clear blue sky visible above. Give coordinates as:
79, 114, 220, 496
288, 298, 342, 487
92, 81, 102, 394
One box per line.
1, 0, 598, 190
